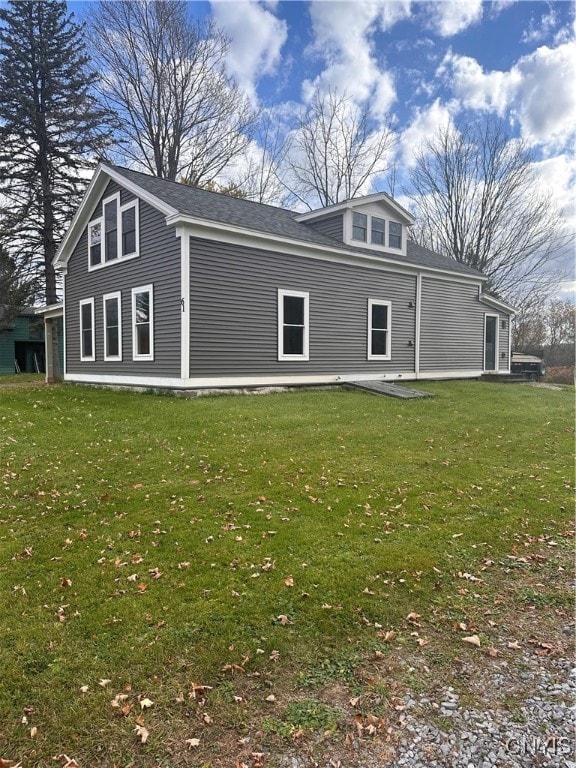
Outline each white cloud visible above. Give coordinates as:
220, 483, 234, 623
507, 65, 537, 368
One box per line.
438, 41, 576, 149
304, 0, 403, 115
521, 7, 559, 44
397, 99, 454, 167
210, 0, 288, 102
420, 0, 483, 37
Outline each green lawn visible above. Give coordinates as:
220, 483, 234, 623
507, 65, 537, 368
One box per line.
0, 381, 573, 766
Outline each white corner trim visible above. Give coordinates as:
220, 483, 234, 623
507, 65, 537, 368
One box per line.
176, 228, 191, 379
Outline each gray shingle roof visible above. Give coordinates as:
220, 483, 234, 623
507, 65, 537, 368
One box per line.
107, 164, 484, 279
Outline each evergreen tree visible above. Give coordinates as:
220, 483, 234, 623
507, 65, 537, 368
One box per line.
0, 0, 114, 307
0, 242, 39, 331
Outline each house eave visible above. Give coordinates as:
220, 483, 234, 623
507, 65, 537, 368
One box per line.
167, 213, 486, 284
53, 164, 179, 269
479, 293, 516, 314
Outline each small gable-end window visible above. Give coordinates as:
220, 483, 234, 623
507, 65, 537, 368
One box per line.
368, 299, 391, 360
278, 289, 309, 361
103, 291, 122, 361
88, 221, 102, 267
371, 216, 386, 245
104, 198, 118, 261
132, 285, 154, 361
121, 201, 139, 257
80, 298, 95, 361
88, 193, 139, 269
352, 212, 367, 242
389, 222, 402, 249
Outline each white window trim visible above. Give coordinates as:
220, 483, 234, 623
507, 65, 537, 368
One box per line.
88, 192, 140, 271
483, 313, 500, 372
103, 291, 122, 361
367, 298, 392, 360
120, 198, 140, 259
132, 284, 154, 361
79, 297, 95, 362
88, 218, 103, 267
344, 209, 406, 255
278, 289, 309, 361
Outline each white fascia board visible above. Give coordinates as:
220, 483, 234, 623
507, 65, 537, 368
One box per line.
170, 216, 484, 285
35, 302, 63, 318
64, 369, 482, 389
53, 164, 178, 270
294, 192, 415, 226
479, 293, 516, 315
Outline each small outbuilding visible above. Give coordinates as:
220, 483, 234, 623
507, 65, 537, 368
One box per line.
0, 307, 46, 374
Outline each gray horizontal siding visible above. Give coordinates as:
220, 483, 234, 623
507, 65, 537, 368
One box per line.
306, 215, 344, 242
419, 278, 485, 372
65, 180, 181, 377
189, 237, 417, 377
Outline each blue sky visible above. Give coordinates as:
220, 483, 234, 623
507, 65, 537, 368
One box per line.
69, 1, 575, 292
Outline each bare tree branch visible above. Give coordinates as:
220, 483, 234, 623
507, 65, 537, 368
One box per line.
283, 88, 395, 210
89, 0, 257, 184
407, 119, 573, 311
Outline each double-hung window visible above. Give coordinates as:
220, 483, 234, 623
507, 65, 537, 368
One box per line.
103, 292, 122, 361
104, 198, 118, 261
371, 216, 386, 245
88, 194, 139, 269
88, 221, 102, 267
352, 212, 368, 242
80, 298, 95, 361
368, 299, 391, 360
278, 289, 309, 361
389, 221, 402, 249
132, 285, 154, 361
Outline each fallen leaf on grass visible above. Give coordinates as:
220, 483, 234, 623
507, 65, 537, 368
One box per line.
185, 738, 200, 749
507, 641, 521, 650
134, 724, 149, 744
98, 679, 112, 688
54, 757, 80, 768
139, 698, 154, 709
0, 761, 22, 768
462, 635, 481, 647
111, 694, 129, 708
274, 614, 293, 625
284, 576, 294, 587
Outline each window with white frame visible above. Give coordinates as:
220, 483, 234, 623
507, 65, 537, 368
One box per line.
371, 216, 386, 245
132, 285, 154, 360
388, 221, 402, 249
80, 298, 95, 361
88, 193, 139, 269
103, 292, 122, 361
352, 211, 368, 242
88, 221, 102, 267
278, 289, 309, 361
368, 299, 391, 359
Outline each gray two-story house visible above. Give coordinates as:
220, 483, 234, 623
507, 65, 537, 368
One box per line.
49, 163, 513, 389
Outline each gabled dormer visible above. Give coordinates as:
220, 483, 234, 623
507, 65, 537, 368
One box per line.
295, 192, 414, 259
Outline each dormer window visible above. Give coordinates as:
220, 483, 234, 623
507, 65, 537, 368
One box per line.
371, 216, 386, 245
352, 212, 367, 242
389, 222, 402, 249
88, 192, 139, 270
